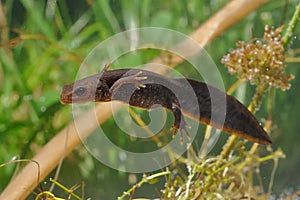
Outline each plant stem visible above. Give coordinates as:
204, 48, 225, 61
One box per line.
118, 171, 171, 200
248, 83, 268, 114
220, 135, 238, 159
283, 1, 300, 50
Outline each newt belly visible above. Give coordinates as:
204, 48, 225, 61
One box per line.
60, 66, 272, 145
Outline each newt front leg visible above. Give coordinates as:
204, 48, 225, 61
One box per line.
109, 71, 147, 95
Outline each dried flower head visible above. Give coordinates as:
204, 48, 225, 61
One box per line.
221, 25, 294, 90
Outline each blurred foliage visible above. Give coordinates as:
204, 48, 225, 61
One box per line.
0, 0, 300, 199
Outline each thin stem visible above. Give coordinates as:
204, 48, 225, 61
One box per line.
118, 171, 171, 200
283, 1, 300, 50
220, 135, 238, 159
49, 179, 81, 200
249, 86, 274, 155
248, 83, 268, 114
227, 79, 246, 95
267, 87, 275, 121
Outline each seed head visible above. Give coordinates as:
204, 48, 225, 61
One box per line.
221, 25, 294, 90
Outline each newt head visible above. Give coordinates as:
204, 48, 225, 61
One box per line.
60, 74, 111, 104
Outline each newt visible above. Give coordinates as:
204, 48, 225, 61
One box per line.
60, 64, 272, 145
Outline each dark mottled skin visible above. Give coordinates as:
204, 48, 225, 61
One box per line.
60, 67, 272, 145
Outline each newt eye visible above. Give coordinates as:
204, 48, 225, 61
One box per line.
74, 87, 86, 96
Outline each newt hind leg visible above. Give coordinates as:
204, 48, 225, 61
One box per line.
170, 103, 191, 143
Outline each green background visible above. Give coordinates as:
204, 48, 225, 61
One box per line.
0, 0, 299, 199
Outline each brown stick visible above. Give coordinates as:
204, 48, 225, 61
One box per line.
0, 0, 268, 199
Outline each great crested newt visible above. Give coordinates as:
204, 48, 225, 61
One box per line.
60, 64, 272, 145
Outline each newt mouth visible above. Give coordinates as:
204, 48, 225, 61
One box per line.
60, 94, 72, 104
60, 84, 72, 104
60, 93, 88, 104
